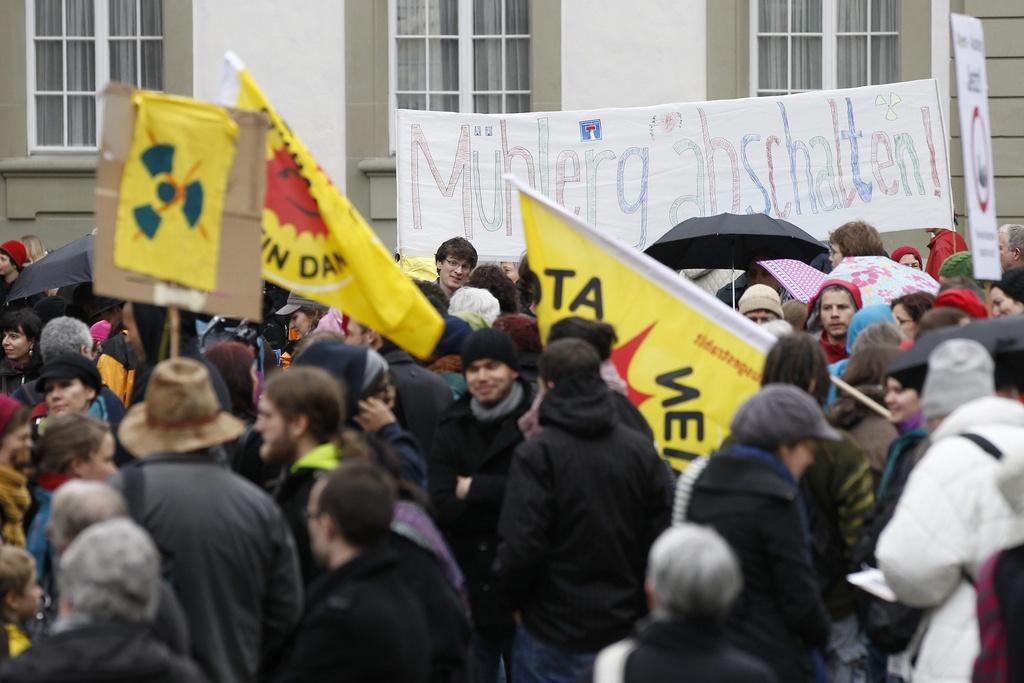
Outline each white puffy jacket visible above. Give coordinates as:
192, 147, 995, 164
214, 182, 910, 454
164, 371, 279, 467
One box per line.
876, 397, 1024, 683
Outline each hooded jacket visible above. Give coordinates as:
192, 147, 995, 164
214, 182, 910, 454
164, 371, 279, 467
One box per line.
687, 449, 830, 683
877, 397, 1024, 683
293, 342, 426, 486
274, 443, 342, 586
128, 304, 232, 411
925, 229, 969, 280
496, 376, 671, 651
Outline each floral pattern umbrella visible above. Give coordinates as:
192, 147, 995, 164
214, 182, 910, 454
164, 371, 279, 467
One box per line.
759, 255, 939, 305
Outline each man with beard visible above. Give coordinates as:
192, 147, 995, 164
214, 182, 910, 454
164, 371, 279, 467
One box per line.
256, 366, 346, 585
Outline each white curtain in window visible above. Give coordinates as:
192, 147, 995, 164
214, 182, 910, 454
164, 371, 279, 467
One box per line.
792, 0, 821, 32
838, 0, 867, 31
36, 96, 63, 146
792, 36, 822, 89
838, 36, 868, 87
35, 0, 64, 144
757, 0, 787, 92
110, 40, 136, 84
141, 40, 163, 90
474, 0, 501, 34
871, 36, 898, 84
871, 0, 898, 31
66, 0, 94, 36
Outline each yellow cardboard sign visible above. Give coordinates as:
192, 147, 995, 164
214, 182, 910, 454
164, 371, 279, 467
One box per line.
113, 92, 238, 291
517, 182, 775, 469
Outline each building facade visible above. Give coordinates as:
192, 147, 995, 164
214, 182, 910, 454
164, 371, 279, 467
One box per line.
1, 0, 1021, 254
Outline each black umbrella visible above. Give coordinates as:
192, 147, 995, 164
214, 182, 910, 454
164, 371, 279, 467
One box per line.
887, 316, 1024, 392
645, 213, 827, 271
5, 234, 94, 302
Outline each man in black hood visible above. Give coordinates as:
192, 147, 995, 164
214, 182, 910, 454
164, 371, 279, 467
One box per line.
122, 302, 231, 412
495, 338, 671, 682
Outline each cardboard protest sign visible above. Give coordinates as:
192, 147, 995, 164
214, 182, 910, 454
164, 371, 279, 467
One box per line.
951, 14, 1001, 282
398, 80, 953, 260
515, 179, 775, 469
94, 83, 266, 320
113, 92, 239, 291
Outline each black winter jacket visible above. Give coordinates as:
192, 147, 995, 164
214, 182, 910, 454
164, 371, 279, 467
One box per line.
274, 465, 328, 586
273, 542, 430, 683
110, 452, 302, 683
585, 618, 778, 683
0, 620, 207, 682
687, 451, 830, 683
428, 378, 533, 630
496, 376, 671, 651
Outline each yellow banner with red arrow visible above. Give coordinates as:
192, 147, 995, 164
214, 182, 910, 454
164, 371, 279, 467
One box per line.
515, 180, 775, 469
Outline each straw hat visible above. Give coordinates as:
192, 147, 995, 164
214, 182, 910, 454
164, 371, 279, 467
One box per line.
118, 357, 244, 458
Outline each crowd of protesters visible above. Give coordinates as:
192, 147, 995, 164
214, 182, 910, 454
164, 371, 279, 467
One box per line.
0, 222, 1020, 683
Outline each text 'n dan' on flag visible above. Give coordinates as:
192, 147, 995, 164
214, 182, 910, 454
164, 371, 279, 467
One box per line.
514, 178, 776, 469
218, 52, 443, 359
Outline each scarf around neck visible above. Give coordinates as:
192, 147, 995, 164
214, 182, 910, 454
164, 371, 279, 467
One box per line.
0, 464, 29, 547
471, 381, 524, 423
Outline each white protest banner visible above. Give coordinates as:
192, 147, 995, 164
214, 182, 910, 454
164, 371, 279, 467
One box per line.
951, 14, 1001, 282
397, 80, 953, 261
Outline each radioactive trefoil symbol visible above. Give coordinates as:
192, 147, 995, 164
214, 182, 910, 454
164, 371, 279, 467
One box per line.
874, 93, 902, 121
132, 138, 207, 240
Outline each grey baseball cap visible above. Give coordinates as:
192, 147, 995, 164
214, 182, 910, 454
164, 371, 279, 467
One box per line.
275, 292, 328, 317
731, 384, 841, 449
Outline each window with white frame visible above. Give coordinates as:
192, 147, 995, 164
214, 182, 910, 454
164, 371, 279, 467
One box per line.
391, 0, 530, 115
751, 0, 899, 96
29, 0, 163, 150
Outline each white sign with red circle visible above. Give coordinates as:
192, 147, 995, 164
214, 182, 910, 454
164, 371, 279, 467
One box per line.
952, 13, 1001, 281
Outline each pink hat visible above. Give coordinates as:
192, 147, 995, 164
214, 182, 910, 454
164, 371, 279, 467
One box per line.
90, 320, 112, 344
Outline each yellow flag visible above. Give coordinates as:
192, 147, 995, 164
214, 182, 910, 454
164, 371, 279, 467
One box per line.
220, 54, 443, 359
517, 181, 775, 469
114, 92, 238, 291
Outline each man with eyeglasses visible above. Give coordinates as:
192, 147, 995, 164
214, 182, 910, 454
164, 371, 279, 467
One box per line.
435, 237, 478, 298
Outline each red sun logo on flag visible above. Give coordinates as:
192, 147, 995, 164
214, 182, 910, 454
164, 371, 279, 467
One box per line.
610, 323, 656, 408
265, 146, 330, 238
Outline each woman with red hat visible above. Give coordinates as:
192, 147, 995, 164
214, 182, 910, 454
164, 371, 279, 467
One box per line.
890, 245, 923, 270
0, 240, 28, 302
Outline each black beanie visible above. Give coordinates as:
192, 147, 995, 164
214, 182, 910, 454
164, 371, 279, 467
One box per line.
460, 328, 520, 373
999, 266, 1024, 304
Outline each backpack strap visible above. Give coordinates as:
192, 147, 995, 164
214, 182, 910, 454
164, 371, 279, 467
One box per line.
962, 433, 1002, 460
672, 456, 709, 526
593, 638, 637, 683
